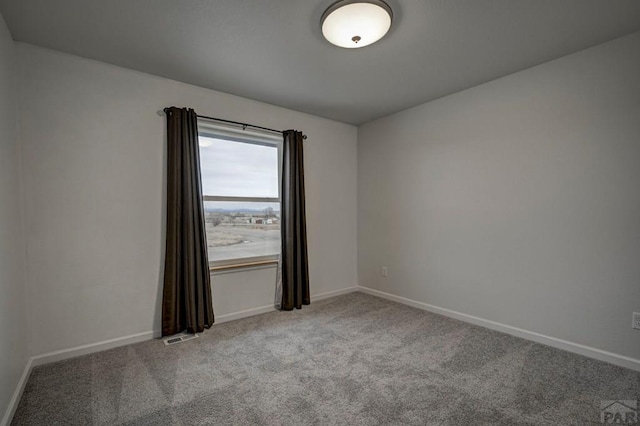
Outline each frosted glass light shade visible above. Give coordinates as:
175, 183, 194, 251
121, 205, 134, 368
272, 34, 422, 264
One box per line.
321, 1, 393, 48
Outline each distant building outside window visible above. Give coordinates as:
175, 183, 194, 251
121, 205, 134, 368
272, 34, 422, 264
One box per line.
197, 119, 282, 266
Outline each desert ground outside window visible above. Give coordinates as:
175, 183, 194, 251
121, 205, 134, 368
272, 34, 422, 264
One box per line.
198, 119, 282, 271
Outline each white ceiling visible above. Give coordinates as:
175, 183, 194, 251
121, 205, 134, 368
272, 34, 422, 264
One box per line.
1, 0, 640, 124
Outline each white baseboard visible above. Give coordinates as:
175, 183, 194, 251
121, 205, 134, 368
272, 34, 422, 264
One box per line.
357, 286, 640, 372
313, 286, 359, 301
31, 330, 159, 367
215, 305, 276, 323
1, 357, 33, 426
215, 286, 359, 323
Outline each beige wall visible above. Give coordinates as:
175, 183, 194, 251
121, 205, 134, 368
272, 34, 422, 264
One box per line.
358, 32, 640, 361
17, 43, 358, 356
0, 11, 28, 425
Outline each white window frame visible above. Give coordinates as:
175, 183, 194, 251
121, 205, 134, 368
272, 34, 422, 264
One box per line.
197, 118, 283, 268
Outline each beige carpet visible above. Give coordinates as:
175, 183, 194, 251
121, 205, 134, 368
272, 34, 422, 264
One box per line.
12, 292, 640, 425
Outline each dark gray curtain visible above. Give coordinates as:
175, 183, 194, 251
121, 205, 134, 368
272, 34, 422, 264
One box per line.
162, 107, 214, 336
276, 130, 310, 310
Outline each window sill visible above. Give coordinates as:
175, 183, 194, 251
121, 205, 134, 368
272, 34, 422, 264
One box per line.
209, 259, 278, 274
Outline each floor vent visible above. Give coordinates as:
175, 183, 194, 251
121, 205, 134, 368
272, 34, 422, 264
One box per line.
163, 333, 200, 346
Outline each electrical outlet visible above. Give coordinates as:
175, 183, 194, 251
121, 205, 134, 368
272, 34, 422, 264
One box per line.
381, 266, 388, 277
633, 312, 640, 330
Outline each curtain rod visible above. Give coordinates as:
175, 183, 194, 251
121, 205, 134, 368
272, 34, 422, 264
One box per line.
163, 108, 307, 139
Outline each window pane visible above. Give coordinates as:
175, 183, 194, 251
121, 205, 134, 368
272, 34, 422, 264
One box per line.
204, 201, 280, 263
199, 136, 279, 198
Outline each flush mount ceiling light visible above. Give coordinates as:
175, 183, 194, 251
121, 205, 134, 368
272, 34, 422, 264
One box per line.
321, 0, 393, 49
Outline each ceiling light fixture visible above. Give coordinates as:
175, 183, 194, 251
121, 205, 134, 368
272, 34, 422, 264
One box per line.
321, 0, 393, 49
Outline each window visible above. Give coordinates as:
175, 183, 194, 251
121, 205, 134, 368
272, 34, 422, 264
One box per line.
198, 119, 282, 267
